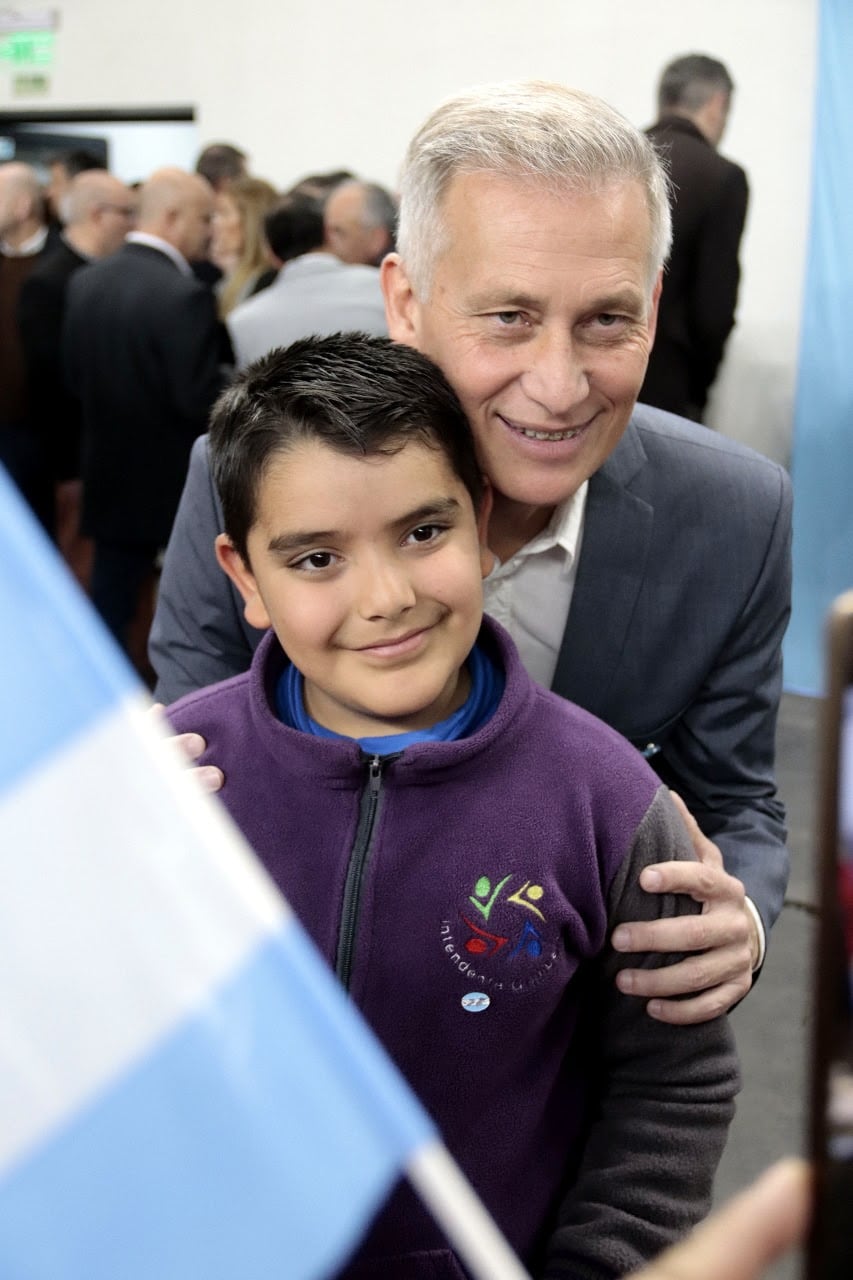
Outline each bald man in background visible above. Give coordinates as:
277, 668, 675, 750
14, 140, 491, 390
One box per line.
19, 170, 136, 566
64, 167, 230, 654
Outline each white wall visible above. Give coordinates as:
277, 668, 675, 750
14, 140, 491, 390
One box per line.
4, 0, 818, 464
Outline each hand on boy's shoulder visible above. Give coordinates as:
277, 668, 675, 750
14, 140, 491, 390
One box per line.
148, 704, 225, 794
611, 793, 758, 1026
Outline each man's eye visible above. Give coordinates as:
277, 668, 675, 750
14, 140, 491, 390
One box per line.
495, 311, 523, 325
596, 313, 621, 327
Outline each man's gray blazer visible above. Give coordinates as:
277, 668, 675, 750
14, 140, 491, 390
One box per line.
226, 253, 387, 369
150, 406, 792, 936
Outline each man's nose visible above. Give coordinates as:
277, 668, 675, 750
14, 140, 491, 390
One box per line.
356, 555, 417, 621
522, 329, 590, 416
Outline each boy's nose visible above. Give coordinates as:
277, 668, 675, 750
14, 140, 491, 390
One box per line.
356, 558, 417, 621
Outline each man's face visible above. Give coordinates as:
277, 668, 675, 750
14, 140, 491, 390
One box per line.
217, 439, 491, 740
382, 173, 661, 541
173, 184, 214, 262
325, 186, 385, 265
95, 183, 136, 255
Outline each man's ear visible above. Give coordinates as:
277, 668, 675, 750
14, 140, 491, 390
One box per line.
214, 534, 271, 630
476, 479, 495, 578
380, 253, 420, 345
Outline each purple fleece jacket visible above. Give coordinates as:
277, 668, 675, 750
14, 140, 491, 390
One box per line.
168, 617, 739, 1280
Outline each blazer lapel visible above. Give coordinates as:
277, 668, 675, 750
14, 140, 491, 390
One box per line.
550, 421, 653, 718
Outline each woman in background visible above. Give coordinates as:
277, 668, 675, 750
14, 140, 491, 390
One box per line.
211, 175, 278, 318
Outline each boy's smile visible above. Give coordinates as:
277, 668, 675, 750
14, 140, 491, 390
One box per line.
217, 439, 492, 740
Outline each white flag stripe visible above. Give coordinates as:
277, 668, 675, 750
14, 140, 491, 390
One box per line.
408, 1142, 531, 1280
0, 695, 287, 1174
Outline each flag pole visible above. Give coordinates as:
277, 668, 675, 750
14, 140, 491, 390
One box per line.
406, 1140, 532, 1280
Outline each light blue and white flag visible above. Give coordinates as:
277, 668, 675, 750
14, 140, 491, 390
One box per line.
0, 466, 528, 1280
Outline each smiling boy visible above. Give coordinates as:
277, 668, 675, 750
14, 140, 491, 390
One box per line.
167, 333, 738, 1280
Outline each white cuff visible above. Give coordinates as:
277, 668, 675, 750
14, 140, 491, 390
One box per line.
744, 896, 766, 971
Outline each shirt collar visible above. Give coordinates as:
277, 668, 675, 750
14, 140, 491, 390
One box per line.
125, 231, 192, 276
1, 225, 48, 257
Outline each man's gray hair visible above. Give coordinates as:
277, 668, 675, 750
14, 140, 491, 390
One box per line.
396, 79, 672, 299
657, 54, 734, 115
359, 182, 397, 235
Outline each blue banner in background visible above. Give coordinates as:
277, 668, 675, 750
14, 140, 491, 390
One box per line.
786, 0, 853, 694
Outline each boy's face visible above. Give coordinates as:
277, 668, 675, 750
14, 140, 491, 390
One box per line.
217, 438, 492, 740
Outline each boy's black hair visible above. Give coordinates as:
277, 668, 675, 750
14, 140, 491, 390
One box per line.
209, 332, 484, 563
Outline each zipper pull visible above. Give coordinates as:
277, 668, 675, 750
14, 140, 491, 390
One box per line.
367, 754, 383, 792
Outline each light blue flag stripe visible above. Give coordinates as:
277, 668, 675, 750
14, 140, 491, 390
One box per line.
786, 0, 853, 694
0, 459, 438, 1278
0, 919, 436, 1280
0, 466, 136, 796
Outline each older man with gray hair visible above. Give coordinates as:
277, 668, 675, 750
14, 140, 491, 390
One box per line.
153, 81, 790, 1039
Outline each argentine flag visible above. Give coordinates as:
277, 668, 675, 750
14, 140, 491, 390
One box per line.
0, 467, 528, 1280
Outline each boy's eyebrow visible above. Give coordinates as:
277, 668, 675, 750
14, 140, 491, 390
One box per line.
267, 529, 338, 554
265, 498, 464, 554
397, 497, 463, 527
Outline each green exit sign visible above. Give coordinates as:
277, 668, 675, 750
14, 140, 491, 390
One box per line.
0, 31, 55, 66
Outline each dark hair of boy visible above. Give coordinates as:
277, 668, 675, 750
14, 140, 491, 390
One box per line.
209, 332, 485, 564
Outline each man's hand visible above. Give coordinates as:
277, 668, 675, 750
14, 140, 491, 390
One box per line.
611, 793, 759, 1024
149, 703, 224, 794
625, 1159, 810, 1280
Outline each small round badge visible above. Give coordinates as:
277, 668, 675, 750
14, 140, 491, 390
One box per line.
461, 991, 490, 1013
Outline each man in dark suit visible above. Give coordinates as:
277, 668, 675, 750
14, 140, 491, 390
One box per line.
18, 169, 135, 566
640, 54, 749, 422
149, 81, 791, 1029
64, 167, 229, 653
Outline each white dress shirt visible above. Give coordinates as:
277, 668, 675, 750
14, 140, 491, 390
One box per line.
484, 481, 588, 689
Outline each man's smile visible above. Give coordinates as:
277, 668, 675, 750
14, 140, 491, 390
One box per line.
497, 413, 596, 444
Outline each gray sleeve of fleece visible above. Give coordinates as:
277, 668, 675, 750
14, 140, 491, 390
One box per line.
542, 785, 741, 1280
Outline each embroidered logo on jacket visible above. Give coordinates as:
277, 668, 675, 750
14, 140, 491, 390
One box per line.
440, 871, 559, 993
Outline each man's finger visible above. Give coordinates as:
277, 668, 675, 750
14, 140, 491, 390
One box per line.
641, 978, 751, 1023
668, 791, 722, 866
612, 909, 751, 956
175, 731, 208, 763
193, 764, 225, 794
635, 859, 742, 904
616, 945, 752, 1000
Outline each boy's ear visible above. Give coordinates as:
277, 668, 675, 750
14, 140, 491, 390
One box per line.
214, 534, 271, 630
380, 253, 420, 345
476, 479, 495, 579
